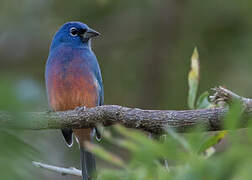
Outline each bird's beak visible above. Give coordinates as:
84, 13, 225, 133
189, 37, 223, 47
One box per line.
83, 28, 101, 39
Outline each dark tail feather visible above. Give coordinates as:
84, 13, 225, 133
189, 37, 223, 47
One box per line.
94, 127, 101, 141
61, 129, 73, 147
80, 146, 96, 180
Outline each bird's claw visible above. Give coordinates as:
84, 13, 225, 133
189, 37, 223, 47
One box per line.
74, 106, 86, 113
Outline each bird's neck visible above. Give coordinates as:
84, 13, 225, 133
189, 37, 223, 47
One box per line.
50, 39, 92, 52
79, 39, 92, 50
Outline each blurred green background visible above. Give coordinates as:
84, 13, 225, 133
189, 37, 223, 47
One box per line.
1, 0, 252, 179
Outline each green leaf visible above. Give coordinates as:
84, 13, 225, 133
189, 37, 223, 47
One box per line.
166, 128, 192, 153
85, 141, 125, 168
196, 91, 212, 109
188, 47, 200, 109
224, 100, 243, 130
0, 130, 38, 180
198, 131, 227, 154
114, 126, 167, 158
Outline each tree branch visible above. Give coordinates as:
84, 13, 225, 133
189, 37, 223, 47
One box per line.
32, 161, 81, 177
1, 87, 252, 134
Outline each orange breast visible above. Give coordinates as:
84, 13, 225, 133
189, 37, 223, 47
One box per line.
49, 75, 98, 111
46, 57, 99, 111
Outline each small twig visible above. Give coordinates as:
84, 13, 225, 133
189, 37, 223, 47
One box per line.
210, 86, 246, 105
210, 86, 252, 112
32, 161, 81, 177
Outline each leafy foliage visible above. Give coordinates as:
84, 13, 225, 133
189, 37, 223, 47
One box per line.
94, 119, 252, 180
0, 130, 38, 180
0, 80, 38, 180
90, 49, 251, 180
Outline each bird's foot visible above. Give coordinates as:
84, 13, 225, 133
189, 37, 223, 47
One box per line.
74, 106, 86, 113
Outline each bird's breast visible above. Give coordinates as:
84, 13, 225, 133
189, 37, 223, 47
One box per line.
46, 47, 99, 111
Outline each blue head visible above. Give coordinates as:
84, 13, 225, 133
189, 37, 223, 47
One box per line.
50, 21, 100, 51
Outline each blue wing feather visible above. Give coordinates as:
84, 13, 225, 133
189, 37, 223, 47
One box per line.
89, 50, 104, 106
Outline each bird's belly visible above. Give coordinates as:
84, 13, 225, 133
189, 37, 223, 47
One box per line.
48, 74, 98, 111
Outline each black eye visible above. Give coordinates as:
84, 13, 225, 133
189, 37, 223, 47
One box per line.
70, 27, 78, 37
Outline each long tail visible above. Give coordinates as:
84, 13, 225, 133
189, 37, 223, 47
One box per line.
74, 128, 96, 180
80, 146, 96, 180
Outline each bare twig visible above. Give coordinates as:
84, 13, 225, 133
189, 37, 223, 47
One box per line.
32, 161, 81, 177
0, 87, 252, 134
210, 86, 247, 105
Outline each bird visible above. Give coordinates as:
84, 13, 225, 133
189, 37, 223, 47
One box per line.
45, 21, 104, 180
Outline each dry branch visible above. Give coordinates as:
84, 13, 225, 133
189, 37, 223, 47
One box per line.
32, 161, 81, 177
1, 87, 252, 134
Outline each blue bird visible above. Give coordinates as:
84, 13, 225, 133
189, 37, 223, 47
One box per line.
45, 21, 103, 180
